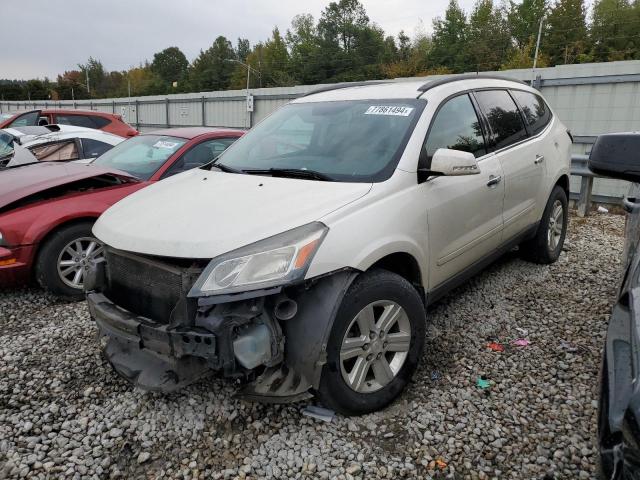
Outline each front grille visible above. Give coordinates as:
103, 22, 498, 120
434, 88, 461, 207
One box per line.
104, 247, 203, 323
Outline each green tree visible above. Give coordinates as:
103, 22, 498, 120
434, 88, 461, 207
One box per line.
501, 37, 549, 68
151, 47, 189, 87
508, 0, 547, 48
188, 36, 236, 91
545, 0, 589, 65
590, 0, 639, 61
397, 30, 412, 61
236, 38, 251, 62
261, 27, 293, 86
55, 70, 89, 100
78, 57, 108, 98
465, 0, 511, 71
287, 14, 323, 84
317, 0, 381, 81
429, 0, 469, 72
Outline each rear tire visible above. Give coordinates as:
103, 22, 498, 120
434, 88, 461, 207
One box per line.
316, 270, 426, 416
35, 222, 103, 299
520, 185, 568, 264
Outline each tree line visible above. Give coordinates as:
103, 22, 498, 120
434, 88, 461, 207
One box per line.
2, 0, 639, 101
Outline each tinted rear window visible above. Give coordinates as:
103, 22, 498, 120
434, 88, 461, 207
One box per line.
57, 114, 110, 129
474, 90, 527, 150
510, 90, 552, 135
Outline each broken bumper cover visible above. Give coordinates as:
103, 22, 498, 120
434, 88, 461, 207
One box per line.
87, 292, 215, 391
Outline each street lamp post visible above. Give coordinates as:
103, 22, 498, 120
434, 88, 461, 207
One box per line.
532, 16, 546, 86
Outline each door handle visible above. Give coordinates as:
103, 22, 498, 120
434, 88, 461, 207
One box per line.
487, 175, 502, 187
624, 196, 640, 213
534, 154, 545, 165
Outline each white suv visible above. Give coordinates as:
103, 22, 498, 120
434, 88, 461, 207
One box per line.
86, 75, 571, 415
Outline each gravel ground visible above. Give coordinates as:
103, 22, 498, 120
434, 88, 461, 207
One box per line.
0, 212, 624, 480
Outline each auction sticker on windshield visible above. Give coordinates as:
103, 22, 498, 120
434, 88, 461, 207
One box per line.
153, 140, 180, 149
364, 106, 414, 116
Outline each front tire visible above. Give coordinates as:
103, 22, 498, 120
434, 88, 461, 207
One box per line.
520, 185, 568, 264
316, 270, 426, 416
35, 222, 104, 299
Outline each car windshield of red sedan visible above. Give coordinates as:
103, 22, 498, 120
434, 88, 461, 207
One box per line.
92, 135, 186, 180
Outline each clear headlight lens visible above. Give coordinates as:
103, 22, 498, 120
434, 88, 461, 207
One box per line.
189, 222, 328, 297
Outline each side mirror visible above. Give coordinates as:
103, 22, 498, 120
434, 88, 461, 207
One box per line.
589, 133, 640, 183
421, 148, 481, 179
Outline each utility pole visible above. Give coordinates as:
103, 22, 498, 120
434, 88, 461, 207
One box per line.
532, 15, 545, 84
86, 69, 90, 96
225, 59, 259, 129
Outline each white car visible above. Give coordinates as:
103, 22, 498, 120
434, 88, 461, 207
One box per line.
87, 75, 572, 415
0, 124, 124, 168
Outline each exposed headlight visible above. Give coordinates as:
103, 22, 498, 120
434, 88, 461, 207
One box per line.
189, 222, 328, 297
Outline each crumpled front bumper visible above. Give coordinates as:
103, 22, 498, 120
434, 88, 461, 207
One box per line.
87, 292, 215, 391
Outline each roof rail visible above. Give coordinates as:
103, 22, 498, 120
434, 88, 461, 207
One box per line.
302, 81, 392, 97
417, 74, 528, 93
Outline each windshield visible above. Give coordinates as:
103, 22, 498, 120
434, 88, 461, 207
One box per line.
217, 100, 425, 182
92, 135, 186, 180
0, 131, 14, 158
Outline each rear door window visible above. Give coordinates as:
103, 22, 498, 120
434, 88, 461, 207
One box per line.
422, 93, 487, 164
81, 138, 113, 158
510, 90, 552, 135
30, 140, 80, 161
474, 90, 528, 150
8, 111, 40, 127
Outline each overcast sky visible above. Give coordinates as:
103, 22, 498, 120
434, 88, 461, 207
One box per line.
0, 0, 484, 80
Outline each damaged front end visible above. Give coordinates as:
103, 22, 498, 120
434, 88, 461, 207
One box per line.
86, 237, 357, 402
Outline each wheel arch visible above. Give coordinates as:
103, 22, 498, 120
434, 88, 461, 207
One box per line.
32, 216, 99, 264
555, 174, 570, 199
367, 252, 426, 301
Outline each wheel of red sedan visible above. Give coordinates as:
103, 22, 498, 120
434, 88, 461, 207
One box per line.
56, 237, 104, 289
35, 222, 103, 299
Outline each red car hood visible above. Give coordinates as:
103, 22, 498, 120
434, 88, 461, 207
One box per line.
0, 162, 137, 210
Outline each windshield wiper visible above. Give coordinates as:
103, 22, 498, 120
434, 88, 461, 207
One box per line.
206, 159, 245, 174
244, 168, 335, 182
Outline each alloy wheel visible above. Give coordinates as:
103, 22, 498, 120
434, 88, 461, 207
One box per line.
56, 237, 104, 289
547, 199, 564, 251
339, 300, 411, 393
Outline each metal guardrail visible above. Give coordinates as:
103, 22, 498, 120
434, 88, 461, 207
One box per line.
571, 154, 602, 217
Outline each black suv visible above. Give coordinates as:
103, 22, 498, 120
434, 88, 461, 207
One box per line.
591, 133, 640, 478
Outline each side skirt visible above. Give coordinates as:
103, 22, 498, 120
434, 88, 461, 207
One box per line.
426, 223, 539, 306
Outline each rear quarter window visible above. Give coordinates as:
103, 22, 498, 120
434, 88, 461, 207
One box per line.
510, 90, 552, 135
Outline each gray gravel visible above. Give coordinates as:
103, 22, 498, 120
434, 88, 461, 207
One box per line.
0, 212, 623, 479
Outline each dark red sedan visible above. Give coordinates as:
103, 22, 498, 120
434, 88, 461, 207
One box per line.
0, 109, 138, 137
0, 127, 243, 297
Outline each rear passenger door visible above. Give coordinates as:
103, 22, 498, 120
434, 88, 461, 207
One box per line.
422, 93, 505, 289
474, 89, 544, 241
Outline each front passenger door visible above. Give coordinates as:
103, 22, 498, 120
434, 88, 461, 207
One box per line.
422, 94, 505, 290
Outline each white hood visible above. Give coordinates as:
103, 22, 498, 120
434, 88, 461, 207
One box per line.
93, 168, 372, 258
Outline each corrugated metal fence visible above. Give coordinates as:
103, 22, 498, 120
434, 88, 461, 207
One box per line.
2, 60, 640, 202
